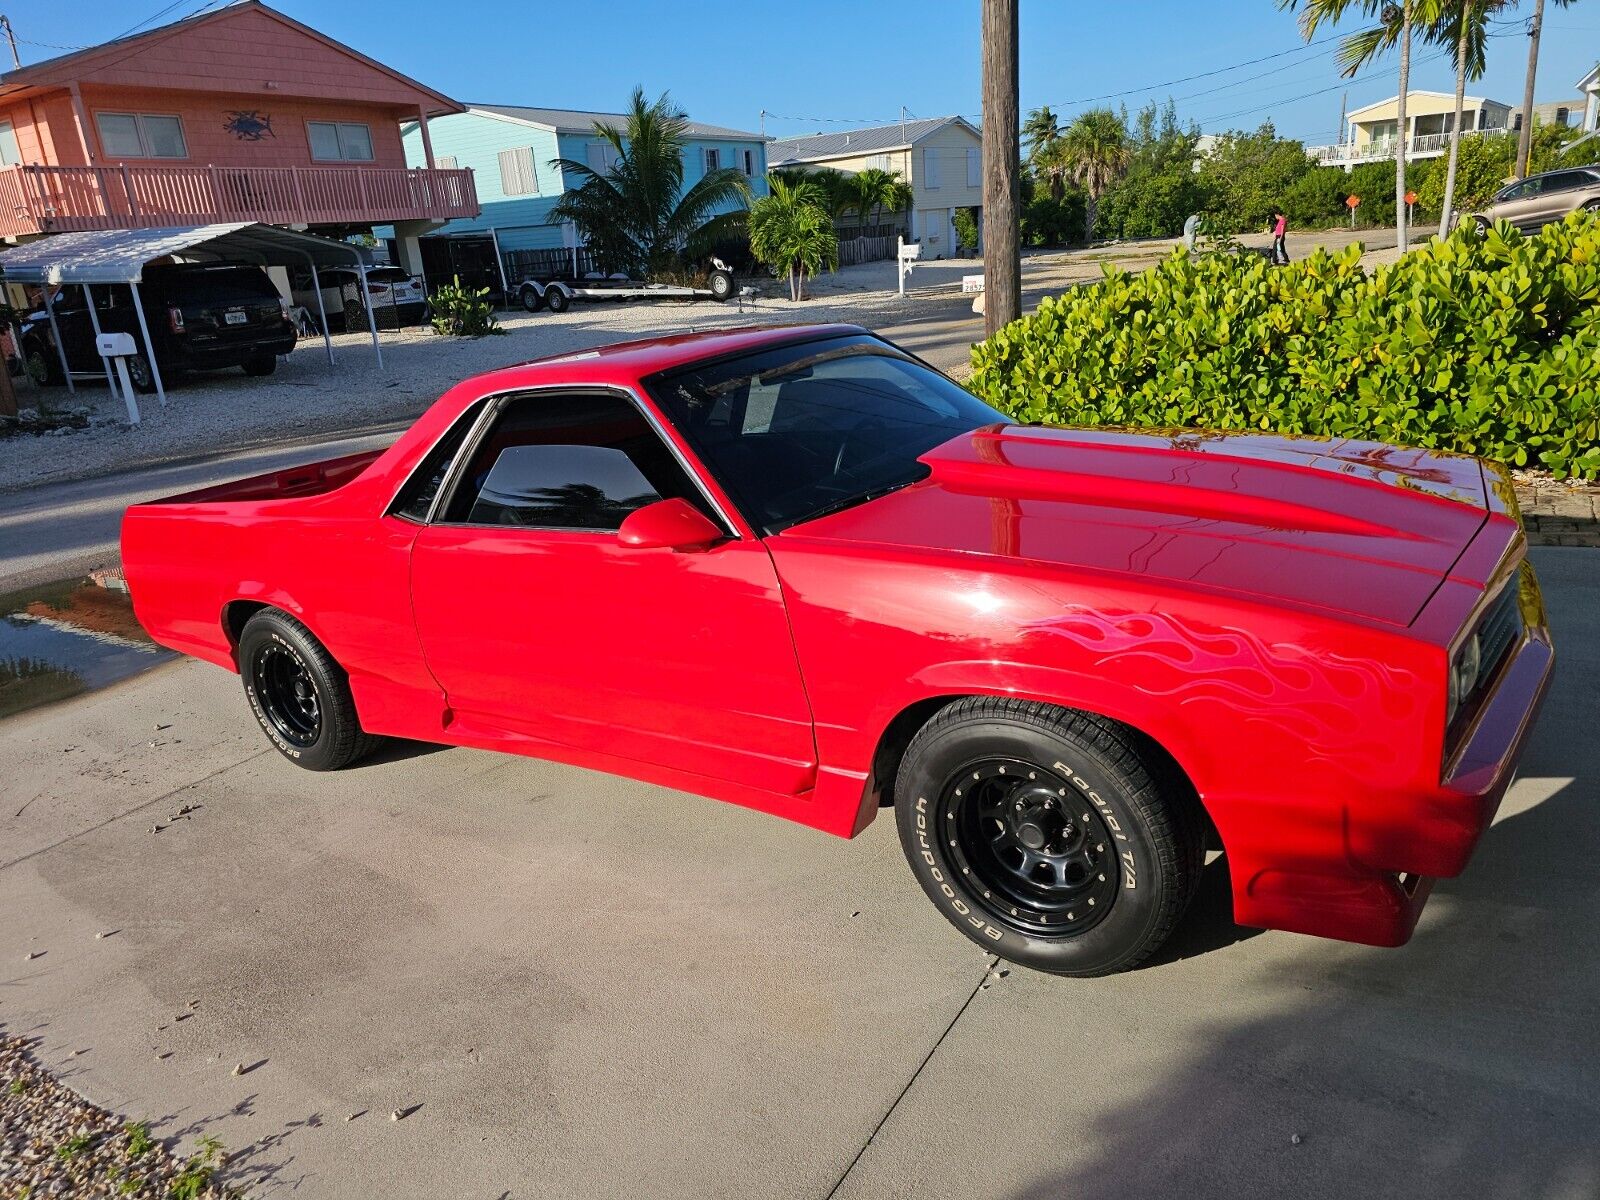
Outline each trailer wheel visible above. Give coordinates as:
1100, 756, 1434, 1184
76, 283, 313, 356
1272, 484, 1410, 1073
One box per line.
709, 268, 735, 302
520, 285, 545, 313
544, 285, 571, 314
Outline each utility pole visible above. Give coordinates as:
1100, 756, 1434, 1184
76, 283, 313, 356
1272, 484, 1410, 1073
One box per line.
759, 109, 766, 138
981, 0, 1020, 336
0, 16, 19, 70
1515, 0, 1545, 179
1338, 90, 1348, 145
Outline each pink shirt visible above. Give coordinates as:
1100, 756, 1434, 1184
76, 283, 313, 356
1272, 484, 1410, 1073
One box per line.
1273, 216, 1287, 237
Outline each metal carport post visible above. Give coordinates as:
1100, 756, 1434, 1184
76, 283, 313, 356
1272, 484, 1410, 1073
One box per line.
79, 285, 120, 397
127, 281, 167, 407
39, 287, 74, 394
356, 261, 383, 372
300, 254, 334, 367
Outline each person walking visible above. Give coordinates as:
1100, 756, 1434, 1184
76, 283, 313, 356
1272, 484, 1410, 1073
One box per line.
1270, 209, 1289, 265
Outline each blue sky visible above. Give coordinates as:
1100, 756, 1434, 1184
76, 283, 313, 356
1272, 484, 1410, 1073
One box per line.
20, 1, 1600, 149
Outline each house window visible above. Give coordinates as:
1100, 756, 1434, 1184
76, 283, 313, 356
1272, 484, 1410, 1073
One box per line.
0, 120, 19, 166
1556, 107, 1571, 126
95, 112, 187, 159
436, 154, 459, 170
866, 153, 893, 171
966, 147, 981, 188
307, 121, 374, 162
741, 148, 755, 177
497, 146, 539, 196
705, 148, 721, 172
585, 140, 619, 173
923, 147, 940, 189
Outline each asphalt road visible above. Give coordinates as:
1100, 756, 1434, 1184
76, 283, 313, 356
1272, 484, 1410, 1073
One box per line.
1, 547, 1595, 1199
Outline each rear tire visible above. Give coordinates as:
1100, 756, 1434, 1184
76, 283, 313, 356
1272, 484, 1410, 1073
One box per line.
520, 285, 545, 313
126, 353, 157, 394
242, 354, 276, 377
238, 609, 380, 771
895, 697, 1202, 977
544, 285, 571, 314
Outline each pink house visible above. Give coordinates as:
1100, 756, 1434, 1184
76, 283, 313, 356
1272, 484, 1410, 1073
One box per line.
0, 1, 477, 241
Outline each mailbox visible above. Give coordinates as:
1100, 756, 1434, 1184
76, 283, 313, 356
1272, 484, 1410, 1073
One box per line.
97, 331, 137, 358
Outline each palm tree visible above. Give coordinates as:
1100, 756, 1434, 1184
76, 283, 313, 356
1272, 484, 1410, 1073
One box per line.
1058, 109, 1131, 242
1282, 0, 1424, 252
1023, 105, 1065, 199
771, 166, 854, 221
1433, 1, 1506, 234
549, 87, 750, 278
846, 167, 912, 231
748, 176, 839, 301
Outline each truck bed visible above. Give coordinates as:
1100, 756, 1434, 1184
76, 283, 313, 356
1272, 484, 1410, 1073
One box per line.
147, 449, 385, 506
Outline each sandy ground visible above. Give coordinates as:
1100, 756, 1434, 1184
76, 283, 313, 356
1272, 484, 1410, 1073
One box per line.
0, 225, 1412, 495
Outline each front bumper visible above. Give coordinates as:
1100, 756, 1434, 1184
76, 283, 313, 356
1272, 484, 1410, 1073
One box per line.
1235, 588, 1554, 948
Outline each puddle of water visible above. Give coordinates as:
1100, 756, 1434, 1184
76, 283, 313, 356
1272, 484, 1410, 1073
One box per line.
0, 576, 178, 719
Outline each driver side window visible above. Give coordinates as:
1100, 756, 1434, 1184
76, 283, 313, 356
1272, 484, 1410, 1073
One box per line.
440, 390, 709, 531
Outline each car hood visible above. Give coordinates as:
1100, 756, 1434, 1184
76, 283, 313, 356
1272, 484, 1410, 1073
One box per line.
784, 424, 1489, 627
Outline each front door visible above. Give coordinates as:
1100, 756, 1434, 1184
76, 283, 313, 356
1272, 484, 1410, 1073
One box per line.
408, 387, 817, 794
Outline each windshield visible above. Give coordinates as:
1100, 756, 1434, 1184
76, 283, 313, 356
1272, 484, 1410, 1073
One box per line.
647, 334, 1008, 533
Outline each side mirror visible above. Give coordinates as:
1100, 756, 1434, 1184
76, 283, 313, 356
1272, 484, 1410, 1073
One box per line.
616, 497, 725, 552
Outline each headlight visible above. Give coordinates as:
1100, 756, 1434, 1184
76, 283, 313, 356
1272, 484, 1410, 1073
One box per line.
1447, 631, 1483, 725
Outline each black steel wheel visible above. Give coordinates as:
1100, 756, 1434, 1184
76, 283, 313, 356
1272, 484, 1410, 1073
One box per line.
895, 697, 1203, 977
237, 608, 379, 771
939, 758, 1122, 938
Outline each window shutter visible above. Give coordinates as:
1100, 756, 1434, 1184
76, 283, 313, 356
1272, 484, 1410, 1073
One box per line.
967, 147, 981, 188
586, 141, 613, 172
498, 146, 538, 196
923, 147, 940, 189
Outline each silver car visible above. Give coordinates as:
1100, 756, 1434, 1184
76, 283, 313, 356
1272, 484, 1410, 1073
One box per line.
1473, 166, 1600, 233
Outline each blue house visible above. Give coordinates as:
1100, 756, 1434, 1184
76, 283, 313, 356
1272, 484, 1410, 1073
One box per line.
384, 104, 769, 286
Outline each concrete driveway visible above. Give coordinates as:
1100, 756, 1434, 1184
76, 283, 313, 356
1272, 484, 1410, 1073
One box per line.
2, 546, 1596, 1199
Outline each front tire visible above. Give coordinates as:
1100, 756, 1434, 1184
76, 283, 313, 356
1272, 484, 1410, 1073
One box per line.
23, 342, 63, 387
895, 697, 1201, 977
708, 267, 735, 302
238, 609, 379, 771
520, 285, 544, 313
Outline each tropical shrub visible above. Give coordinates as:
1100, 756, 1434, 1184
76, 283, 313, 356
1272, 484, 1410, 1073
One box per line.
953, 207, 980, 256
428, 276, 501, 337
749, 177, 838, 300
968, 213, 1600, 479
1022, 193, 1086, 246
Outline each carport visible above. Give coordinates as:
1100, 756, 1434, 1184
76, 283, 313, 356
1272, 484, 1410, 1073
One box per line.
0, 222, 386, 414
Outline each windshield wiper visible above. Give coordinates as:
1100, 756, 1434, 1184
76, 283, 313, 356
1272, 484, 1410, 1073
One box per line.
783, 472, 925, 530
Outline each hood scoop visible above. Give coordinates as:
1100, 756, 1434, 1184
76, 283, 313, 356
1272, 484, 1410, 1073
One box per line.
921, 428, 1428, 540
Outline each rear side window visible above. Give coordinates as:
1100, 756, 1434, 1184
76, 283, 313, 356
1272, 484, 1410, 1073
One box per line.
441, 391, 704, 530
391, 402, 484, 523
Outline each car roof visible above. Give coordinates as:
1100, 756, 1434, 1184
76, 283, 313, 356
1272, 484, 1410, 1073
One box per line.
505, 323, 872, 381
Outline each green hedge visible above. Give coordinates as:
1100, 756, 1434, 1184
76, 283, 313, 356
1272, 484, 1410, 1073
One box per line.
969, 213, 1600, 479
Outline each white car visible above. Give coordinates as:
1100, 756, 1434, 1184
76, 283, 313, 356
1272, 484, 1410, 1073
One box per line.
288, 265, 426, 332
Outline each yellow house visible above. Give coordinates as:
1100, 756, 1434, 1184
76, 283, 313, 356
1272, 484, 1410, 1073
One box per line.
768, 116, 983, 259
1310, 91, 1512, 167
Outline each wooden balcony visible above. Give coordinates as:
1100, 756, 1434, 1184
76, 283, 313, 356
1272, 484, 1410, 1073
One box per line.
0, 163, 478, 238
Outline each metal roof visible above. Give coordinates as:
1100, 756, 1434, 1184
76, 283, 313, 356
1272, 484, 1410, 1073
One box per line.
0, 223, 371, 284
768, 116, 978, 167
471, 104, 768, 142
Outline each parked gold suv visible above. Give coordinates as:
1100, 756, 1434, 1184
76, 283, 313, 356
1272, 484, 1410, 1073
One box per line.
1472, 166, 1600, 232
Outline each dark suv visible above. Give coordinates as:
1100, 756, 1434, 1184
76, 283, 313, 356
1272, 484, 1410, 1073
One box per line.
21, 262, 296, 393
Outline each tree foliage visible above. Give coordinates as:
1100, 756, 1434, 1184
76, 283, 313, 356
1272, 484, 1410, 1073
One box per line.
970, 213, 1600, 480
1196, 122, 1317, 232
550, 87, 749, 278
1096, 102, 1209, 240
748, 176, 838, 301
1056, 109, 1132, 240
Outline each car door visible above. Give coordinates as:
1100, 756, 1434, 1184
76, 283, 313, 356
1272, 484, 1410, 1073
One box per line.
407, 387, 818, 795
1492, 177, 1544, 229
1528, 172, 1582, 227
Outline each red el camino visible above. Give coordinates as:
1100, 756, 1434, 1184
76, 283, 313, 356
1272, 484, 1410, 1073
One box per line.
121, 325, 1553, 976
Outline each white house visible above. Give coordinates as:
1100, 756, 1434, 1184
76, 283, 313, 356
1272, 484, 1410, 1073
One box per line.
1308, 90, 1512, 167
768, 116, 982, 259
